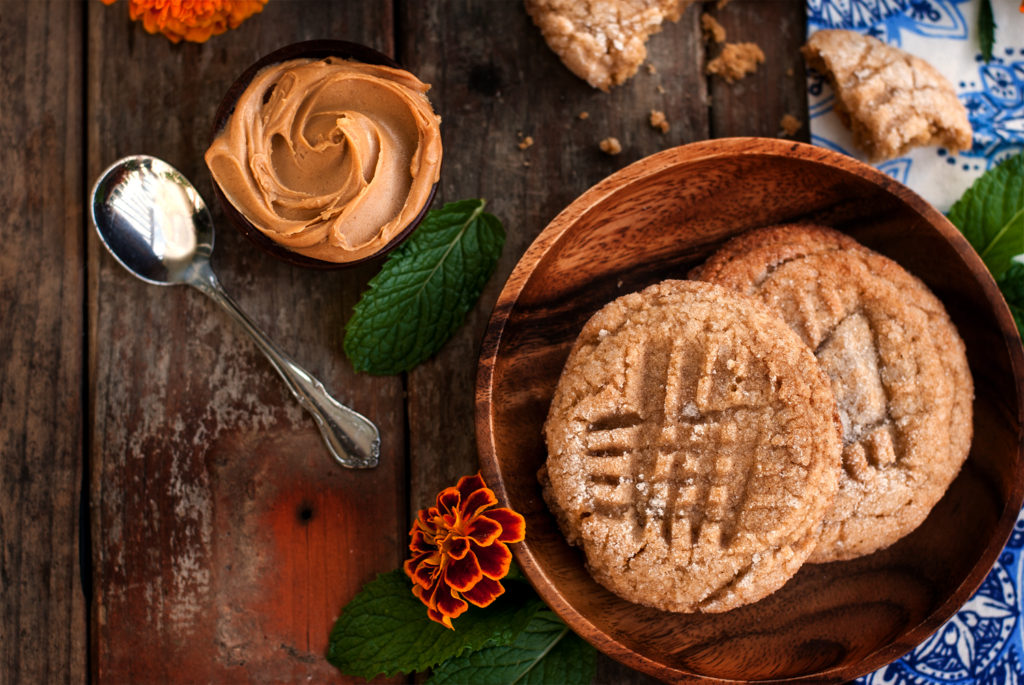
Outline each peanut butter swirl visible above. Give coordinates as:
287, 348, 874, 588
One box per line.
205, 57, 442, 263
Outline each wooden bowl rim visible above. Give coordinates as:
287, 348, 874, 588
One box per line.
475, 136, 1024, 683
208, 39, 439, 270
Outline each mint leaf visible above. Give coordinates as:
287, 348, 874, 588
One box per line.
979, 0, 995, 63
327, 570, 542, 679
948, 154, 1024, 280
344, 199, 505, 374
427, 609, 597, 685
999, 260, 1024, 337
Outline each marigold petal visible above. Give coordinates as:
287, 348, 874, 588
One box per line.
464, 515, 502, 546
430, 580, 469, 622
405, 552, 439, 589
409, 528, 435, 554
412, 565, 437, 589
462, 576, 505, 608
436, 487, 461, 514
456, 473, 487, 498
444, 551, 484, 592
427, 606, 454, 630
473, 540, 512, 580
461, 487, 498, 520
415, 507, 437, 533
484, 508, 526, 543
443, 536, 471, 560
411, 582, 430, 607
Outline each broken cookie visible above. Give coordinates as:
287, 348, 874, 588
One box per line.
802, 29, 972, 161
524, 0, 687, 91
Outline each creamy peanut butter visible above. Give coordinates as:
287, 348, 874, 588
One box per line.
205, 57, 442, 263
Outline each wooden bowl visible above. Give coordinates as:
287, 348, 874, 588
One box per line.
209, 40, 439, 269
476, 137, 1024, 683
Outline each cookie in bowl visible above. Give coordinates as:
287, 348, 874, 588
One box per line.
541, 279, 842, 612
692, 224, 974, 563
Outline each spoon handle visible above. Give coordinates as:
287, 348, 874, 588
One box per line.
189, 262, 380, 469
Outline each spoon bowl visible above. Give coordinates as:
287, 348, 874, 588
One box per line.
92, 156, 213, 285
90, 155, 381, 469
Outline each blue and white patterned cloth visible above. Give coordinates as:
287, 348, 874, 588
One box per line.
807, 0, 1024, 212
805, 2, 1024, 682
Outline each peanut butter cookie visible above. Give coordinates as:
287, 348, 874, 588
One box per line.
524, 0, 687, 91
542, 280, 841, 612
692, 225, 973, 562
802, 29, 972, 161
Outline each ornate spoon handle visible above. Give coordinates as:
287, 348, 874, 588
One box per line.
189, 261, 380, 469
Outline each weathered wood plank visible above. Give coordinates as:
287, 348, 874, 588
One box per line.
707, 0, 809, 139
399, 0, 709, 506
399, 2, 708, 682
0, 1, 86, 683
86, 3, 405, 681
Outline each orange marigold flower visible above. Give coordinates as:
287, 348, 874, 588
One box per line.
403, 473, 526, 629
99, 0, 267, 44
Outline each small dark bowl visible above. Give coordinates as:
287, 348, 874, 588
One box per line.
476, 138, 1024, 683
209, 39, 440, 269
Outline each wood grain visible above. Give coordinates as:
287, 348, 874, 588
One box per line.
0, 1, 86, 683
397, 0, 709, 515
86, 3, 405, 681
476, 139, 1024, 683
707, 0, 809, 140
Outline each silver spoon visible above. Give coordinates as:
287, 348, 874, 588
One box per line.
90, 155, 380, 469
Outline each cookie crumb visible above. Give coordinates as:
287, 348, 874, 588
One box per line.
517, 135, 535, 150
707, 42, 765, 83
786, 67, 794, 77
717, 0, 731, 7
656, 84, 666, 94
780, 114, 802, 137
700, 13, 726, 43
649, 109, 670, 133
599, 136, 622, 155
578, 111, 590, 120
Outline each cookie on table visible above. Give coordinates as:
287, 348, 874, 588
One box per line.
542, 279, 841, 612
692, 224, 973, 563
802, 29, 972, 161
524, 0, 688, 91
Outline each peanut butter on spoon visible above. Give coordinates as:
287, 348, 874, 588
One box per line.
205, 57, 442, 263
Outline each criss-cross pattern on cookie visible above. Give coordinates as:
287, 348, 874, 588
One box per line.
579, 334, 773, 551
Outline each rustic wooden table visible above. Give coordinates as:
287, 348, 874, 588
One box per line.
1, 0, 807, 681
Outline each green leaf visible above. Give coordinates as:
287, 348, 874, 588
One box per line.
948, 154, 1024, 280
427, 609, 598, 685
999, 260, 1024, 338
326, 570, 543, 679
979, 0, 995, 63
344, 198, 505, 374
